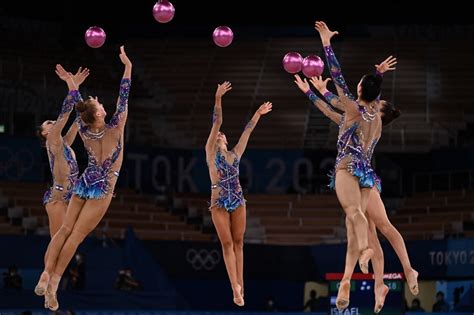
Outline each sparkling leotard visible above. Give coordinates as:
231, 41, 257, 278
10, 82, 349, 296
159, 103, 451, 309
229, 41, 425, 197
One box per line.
73, 78, 130, 199
43, 90, 81, 205
321, 45, 382, 191
209, 149, 245, 213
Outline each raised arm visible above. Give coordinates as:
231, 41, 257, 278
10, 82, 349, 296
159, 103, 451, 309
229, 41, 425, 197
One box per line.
374, 55, 396, 101
294, 74, 341, 124
315, 21, 362, 119
108, 46, 132, 129
205, 81, 231, 154
48, 84, 80, 142
47, 65, 87, 143
62, 66, 89, 145
54, 65, 89, 137
314, 21, 354, 99
63, 122, 79, 147
375, 55, 397, 76
309, 76, 345, 111
232, 101, 272, 158
308, 56, 397, 114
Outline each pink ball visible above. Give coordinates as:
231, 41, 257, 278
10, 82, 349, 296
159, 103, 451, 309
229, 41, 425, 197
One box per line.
282, 52, 303, 74
302, 55, 324, 78
153, 0, 175, 23
84, 26, 106, 49
213, 26, 233, 48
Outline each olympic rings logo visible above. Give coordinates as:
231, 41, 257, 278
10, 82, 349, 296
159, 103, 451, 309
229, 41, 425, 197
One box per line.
185, 248, 221, 271
0, 146, 36, 180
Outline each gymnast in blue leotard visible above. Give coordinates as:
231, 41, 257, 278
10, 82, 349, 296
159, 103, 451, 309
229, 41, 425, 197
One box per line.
37, 66, 89, 238
35, 46, 132, 311
36, 65, 89, 309
205, 81, 272, 307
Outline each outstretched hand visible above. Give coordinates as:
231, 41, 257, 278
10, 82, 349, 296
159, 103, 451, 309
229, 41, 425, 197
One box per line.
375, 55, 397, 74
72, 67, 90, 86
315, 21, 338, 45
257, 102, 272, 116
294, 74, 310, 93
55, 64, 90, 88
309, 76, 331, 92
215, 81, 232, 98
55, 64, 72, 82
119, 46, 132, 67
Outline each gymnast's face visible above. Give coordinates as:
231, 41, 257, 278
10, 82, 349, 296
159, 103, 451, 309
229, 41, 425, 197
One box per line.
217, 132, 228, 147
40, 120, 55, 137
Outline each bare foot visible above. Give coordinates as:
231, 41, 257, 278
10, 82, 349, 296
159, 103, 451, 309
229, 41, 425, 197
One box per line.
406, 268, 419, 295
238, 280, 244, 298
34, 271, 49, 296
374, 284, 389, 313
44, 293, 49, 309
233, 284, 244, 307
45, 287, 59, 311
359, 248, 374, 274
336, 280, 350, 311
